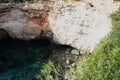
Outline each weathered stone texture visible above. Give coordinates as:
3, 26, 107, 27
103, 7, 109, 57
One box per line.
0, 0, 120, 53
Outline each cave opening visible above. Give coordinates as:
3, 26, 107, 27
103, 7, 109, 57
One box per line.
0, 38, 48, 73
0, 37, 73, 74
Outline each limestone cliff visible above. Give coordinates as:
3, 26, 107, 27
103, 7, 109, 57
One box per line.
0, 0, 120, 53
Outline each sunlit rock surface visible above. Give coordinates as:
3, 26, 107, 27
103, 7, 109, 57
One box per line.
48, 0, 120, 52
0, 0, 120, 52
0, 4, 50, 40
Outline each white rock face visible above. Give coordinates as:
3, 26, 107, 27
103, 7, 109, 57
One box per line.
0, 0, 120, 53
0, 6, 50, 40
48, 0, 120, 52
0, 9, 41, 40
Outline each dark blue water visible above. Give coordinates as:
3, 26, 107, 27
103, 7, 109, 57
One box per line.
0, 38, 73, 80
0, 38, 51, 73
0, 38, 72, 73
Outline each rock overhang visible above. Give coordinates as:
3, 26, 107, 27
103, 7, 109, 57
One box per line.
0, 0, 120, 53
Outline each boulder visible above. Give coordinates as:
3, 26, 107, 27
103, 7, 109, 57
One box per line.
48, 0, 120, 52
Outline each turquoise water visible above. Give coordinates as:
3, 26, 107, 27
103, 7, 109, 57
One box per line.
0, 38, 51, 73
0, 38, 72, 80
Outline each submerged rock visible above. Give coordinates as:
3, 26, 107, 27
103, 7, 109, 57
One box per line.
0, 0, 120, 53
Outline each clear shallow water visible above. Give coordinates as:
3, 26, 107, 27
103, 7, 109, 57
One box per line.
0, 38, 72, 80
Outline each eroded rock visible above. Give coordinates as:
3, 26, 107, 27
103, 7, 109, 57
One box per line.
0, 0, 120, 53
0, 4, 50, 40
48, 0, 120, 52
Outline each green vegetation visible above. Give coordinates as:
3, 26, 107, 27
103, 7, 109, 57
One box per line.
34, 48, 73, 80
66, 9, 120, 80
35, 61, 59, 80
64, 0, 68, 3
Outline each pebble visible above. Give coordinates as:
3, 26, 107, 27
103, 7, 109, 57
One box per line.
71, 49, 80, 55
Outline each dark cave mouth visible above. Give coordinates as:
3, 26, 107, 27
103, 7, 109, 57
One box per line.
0, 37, 73, 73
